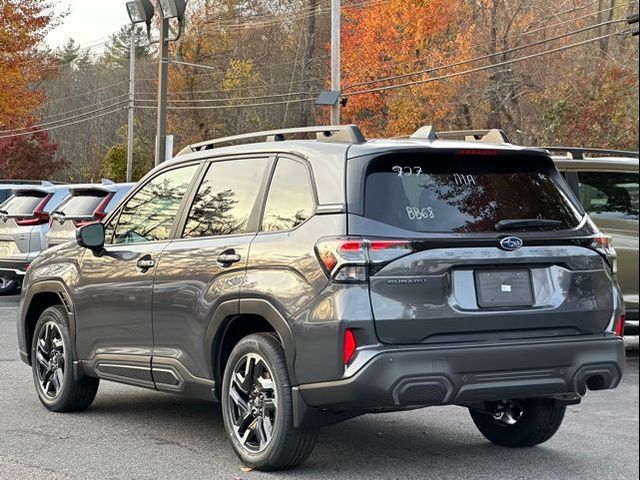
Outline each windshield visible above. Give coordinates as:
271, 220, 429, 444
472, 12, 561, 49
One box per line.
56, 191, 108, 217
364, 152, 583, 233
0, 192, 47, 217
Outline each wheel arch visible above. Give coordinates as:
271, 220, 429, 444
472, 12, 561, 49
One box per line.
206, 298, 297, 398
21, 281, 75, 365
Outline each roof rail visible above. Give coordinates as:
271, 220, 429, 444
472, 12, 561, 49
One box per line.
437, 129, 512, 144
177, 125, 366, 156
542, 147, 639, 160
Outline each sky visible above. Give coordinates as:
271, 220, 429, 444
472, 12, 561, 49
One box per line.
45, 0, 131, 51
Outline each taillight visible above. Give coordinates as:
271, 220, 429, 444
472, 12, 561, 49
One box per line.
315, 237, 414, 282
458, 149, 498, 156
93, 193, 113, 222
343, 329, 357, 365
16, 195, 51, 226
613, 315, 625, 337
590, 234, 617, 274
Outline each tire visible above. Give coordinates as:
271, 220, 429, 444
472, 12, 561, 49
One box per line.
221, 333, 318, 471
31, 305, 99, 412
0, 276, 19, 296
469, 398, 566, 448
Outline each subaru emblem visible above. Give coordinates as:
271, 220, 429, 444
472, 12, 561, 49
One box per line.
500, 236, 523, 251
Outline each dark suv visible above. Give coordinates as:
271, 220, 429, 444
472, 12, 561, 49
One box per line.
17, 126, 625, 471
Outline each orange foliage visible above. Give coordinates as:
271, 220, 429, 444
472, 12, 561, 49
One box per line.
340, 0, 473, 137
0, 0, 56, 129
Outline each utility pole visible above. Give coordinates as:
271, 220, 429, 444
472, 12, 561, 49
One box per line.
155, 18, 170, 167
126, 26, 136, 182
330, 0, 341, 125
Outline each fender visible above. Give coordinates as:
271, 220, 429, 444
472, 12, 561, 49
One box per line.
204, 297, 297, 386
19, 280, 77, 365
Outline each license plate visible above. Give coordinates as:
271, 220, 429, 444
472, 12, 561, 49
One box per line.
0, 241, 16, 257
475, 270, 534, 308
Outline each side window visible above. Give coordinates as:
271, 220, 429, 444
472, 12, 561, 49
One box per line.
183, 158, 269, 238
578, 172, 639, 219
112, 165, 198, 244
262, 158, 315, 232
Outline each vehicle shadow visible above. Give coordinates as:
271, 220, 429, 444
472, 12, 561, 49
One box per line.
86, 388, 579, 479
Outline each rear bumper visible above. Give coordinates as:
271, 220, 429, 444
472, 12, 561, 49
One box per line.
0, 260, 29, 279
294, 336, 624, 425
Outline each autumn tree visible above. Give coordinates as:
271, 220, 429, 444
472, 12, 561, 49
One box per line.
0, 130, 66, 179
340, 0, 473, 137
0, 0, 57, 129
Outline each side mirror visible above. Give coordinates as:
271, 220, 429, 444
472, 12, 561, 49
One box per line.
76, 222, 105, 252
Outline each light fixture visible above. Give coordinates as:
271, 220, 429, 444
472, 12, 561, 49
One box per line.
315, 90, 341, 106
126, 0, 155, 24
158, 0, 187, 20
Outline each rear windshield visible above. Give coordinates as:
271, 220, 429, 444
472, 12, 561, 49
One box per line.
0, 192, 47, 216
364, 153, 583, 233
56, 190, 108, 217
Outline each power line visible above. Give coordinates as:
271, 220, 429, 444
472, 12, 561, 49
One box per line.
37, 94, 129, 122
136, 75, 329, 97
0, 99, 129, 135
0, 107, 127, 139
134, 97, 317, 111
43, 80, 129, 106
344, 17, 629, 91
137, 91, 316, 104
344, 31, 626, 98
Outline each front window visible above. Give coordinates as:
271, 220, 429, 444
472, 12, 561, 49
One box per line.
364, 153, 583, 233
112, 165, 198, 244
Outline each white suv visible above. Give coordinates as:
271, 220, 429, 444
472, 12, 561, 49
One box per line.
0, 182, 69, 294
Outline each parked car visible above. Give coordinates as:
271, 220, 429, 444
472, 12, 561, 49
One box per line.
548, 148, 639, 349
46, 180, 134, 249
17, 126, 625, 471
0, 182, 69, 295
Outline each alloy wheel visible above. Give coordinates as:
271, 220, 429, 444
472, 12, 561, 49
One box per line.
35, 321, 66, 399
227, 353, 278, 453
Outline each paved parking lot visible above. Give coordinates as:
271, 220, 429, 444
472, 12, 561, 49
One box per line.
0, 294, 638, 480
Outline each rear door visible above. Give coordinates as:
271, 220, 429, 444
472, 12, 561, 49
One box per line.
151, 156, 272, 382
347, 150, 614, 344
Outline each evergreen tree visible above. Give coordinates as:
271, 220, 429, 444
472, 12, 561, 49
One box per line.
102, 25, 152, 66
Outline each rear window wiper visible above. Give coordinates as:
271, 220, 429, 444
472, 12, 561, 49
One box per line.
495, 218, 563, 231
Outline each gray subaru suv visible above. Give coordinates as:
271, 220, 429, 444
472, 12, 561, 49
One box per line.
16, 126, 625, 471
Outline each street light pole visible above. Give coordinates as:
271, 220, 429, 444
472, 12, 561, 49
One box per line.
126, 26, 136, 182
155, 17, 170, 167
330, 0, 341, 125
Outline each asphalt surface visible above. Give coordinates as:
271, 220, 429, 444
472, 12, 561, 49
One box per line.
0, 294, 638, 480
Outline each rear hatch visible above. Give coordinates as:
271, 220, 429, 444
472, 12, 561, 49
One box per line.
47, 185, 116, 247
0, 189, 51, 260
346, 148, 617, 344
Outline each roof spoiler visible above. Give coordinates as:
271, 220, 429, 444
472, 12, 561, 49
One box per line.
177, 125, 366, 156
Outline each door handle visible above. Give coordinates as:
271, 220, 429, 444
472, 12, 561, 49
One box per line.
217, 252, 241, 265
136, 257, 155, 271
